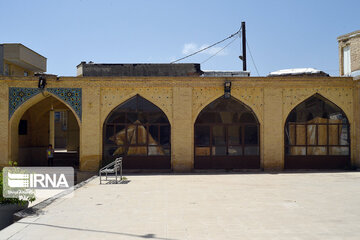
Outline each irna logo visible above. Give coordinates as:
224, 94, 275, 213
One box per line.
3, 167, 74, 199
7, 172, 69, 188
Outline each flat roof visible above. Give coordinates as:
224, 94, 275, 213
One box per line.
268, 68, 329, 77
337, 30, 360, 41
76, 62, 203, 77
2, 43, 47, 59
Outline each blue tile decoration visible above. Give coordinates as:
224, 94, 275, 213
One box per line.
9, 87, 82, 121
9, 88, 41, 119
47, 88, 82, 121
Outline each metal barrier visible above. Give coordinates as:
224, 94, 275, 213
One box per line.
99, 157, 122, 184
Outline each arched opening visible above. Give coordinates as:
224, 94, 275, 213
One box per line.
16, 95, 80, 167
194, 96, 260, 169
103, 95, 171, 169
284, 94, 350, 169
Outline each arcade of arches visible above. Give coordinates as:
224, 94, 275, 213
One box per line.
0, 76, 359, 172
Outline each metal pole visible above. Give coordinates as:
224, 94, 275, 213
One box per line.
120, 160, 123, 180
115, 166, 118, 184
242, 21, 247, 71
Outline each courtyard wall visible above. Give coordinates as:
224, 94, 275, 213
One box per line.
0, 75, 358, 171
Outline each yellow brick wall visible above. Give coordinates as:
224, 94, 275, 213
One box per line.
0, 81, 8, 166
172, 87, 193, 171
263, 88, 283, 170
355, 81, 360, 167
0, 76, 358, 171
80, 87, 100, 171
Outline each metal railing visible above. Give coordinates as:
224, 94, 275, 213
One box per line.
99, 157, 122, 184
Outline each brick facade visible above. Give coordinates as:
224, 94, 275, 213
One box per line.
338, 30, 360, 76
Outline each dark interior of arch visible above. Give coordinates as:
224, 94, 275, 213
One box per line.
194, 96, 260, 162
286, 94, 348, 123
106, 95, 169, 124
196, 96, 258, 124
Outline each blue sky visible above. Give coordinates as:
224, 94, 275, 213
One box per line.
1, 0, 359, 76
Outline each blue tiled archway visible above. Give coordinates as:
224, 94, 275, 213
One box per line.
9, 87, 82, 121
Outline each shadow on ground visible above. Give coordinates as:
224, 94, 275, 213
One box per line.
18, 222, 176, 240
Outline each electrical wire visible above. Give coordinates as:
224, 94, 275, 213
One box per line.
171, 28, 241, 64
246, 39, 260, 76
201, 35, 239, 64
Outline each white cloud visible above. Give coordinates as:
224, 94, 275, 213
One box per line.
182, 43, 198, 55
182, 43, 228, 56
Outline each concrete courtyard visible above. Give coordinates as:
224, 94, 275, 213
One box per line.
1, 172, 360, 239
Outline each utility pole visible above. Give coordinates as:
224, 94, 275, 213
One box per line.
241, 21, 247, 71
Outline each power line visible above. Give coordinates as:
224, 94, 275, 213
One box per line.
246, 39, 260, 76
201, 35, 239, 64
171, 28, 241, 64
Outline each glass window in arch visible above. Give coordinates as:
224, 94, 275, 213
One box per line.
103, 95, 171, 160
285, 94, 349, 156
195, 96, 259, 157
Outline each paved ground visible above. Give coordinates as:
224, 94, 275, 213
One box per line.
1, 172, 360, 240
27, 171, 95, 207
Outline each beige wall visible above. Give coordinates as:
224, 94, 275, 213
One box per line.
3, 60, 34, 77
19, 97, 66, 148
0, 75, 358, 172
3, 44, 46, 74
338, 34, 360, 75
67, 112, 80, 151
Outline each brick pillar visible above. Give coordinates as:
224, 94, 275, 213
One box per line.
354, 84, 360, 168
172, 87, 193, 172
80, 87, 101, 171
263, 88, 283, 170
0, 83, 8, 167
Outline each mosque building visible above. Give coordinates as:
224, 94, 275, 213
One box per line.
0, 32, 359, 172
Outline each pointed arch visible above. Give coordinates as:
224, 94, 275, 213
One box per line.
193, 93, 261, 125
10, 90, 81, 126
195, 95, 259, 125
194, 96, 260, 169
101, 92, 171, 128
285, 93, 349, 125
284, 93, 350, 169
9, 91, 81, 166
104, 94, 170, 126
102, 94, 171, 169
283, 91, 352, 126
